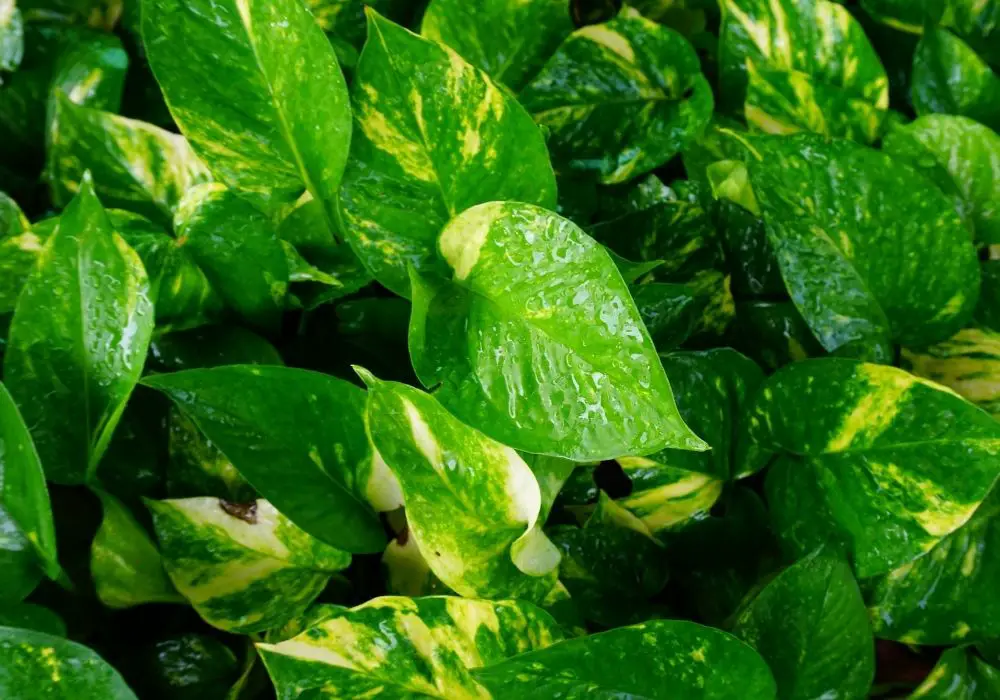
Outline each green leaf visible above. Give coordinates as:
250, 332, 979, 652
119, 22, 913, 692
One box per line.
258, 596, 566, 699
90, 490, 181, 609
338, 10, 556, 297
883, 114, 1000, 245
908, 647, 1000, 698
866, 484, 1000, 645
549, 524, 669, 627
520, 8, 713, 184
3, 176, 154, 484
382, 534, 450, 597
0, 627, 138, 699
0, 604, 65, 637
167, 409, 254, 502
409, 201, 706, 461
142, 0, 352, 218
142, 366, 385, 553
630, 282, 698, 350
0, 381, 60, 601
902, 327, 1000, 420
421, 0, 573, 91
361, 369, 561, 601
732, 550, 875, 700
912, 28, 1000, 132
0, 0, 23, 74
738, 132, 980, 357
719, 0, 889, 142
131, 634, 239, 700
0, 229, 44, 316
47, 93, 212, 228
149, 325, 282, 373
47, 28, 128, 114
147, 497, 351, 634
0, 191, 27, 236
743, 358, 1000, 577
473, 619, 778, 699
730, 301, 824, 371
173, 183, 288, 333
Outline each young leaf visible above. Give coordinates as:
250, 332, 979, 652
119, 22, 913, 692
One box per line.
0, 627, 138, 699
883, 114, 1000, 245
338, 10, 556, 297
361, 369, 561, 601
473, 619, 778, 699
420, 0, 573, 91
90, 490, 181, 610
742, 359, 1000, 577
866, 484, 1000, 645
173, 184, 288, 333
719, 0, 889, 142
258, 596, 566, 699
0, 381, 61, 601
142, 0, 352, 217
47, 93, 212, 227
738, 132, 980, 358
142, 366, 386, 553
732, 550, 875, 700
520, 8, 713, 183
409, 201, 706, 461
3, 175, 154, 484
911, 28, 1000, 132
147, 497, 351, 634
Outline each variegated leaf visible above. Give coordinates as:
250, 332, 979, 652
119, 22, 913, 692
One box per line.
0, 229, 44, 316
167, 408, 254, 501
258, 596, 566, 699
719, 0, 889, 142
3, 176, 154, 484
382, 534, 449, 597
520, 8, 713, 184
360, 369, 561, 602
90, 490, 181, 610
736, 132, 980, 358
866, 484, 1000, 645
409, 201, 705, 461
883, 114, 1000, 245
147, 497, 351, 634
902, 327, 1000, 419
473, 619, 777, 699
421, 0, 572, 91
742, 359, 1000, 577
143, 0, 351, 218
912, 28, 1000, 132
0, 0, 23, 74
908, 647, 1000, 697
339, 11, 555, 297
47, 93, 211, 227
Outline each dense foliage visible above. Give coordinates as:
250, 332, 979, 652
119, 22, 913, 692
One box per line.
1, 0, 999, 697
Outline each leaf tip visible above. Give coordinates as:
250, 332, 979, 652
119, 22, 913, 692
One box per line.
352, 365, 378, 388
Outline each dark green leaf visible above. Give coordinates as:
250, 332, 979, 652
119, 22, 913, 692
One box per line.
908, 647, 1000, 699
149, 326, 282, 373
911, 28, 1000, 131
0, 604, 65, 637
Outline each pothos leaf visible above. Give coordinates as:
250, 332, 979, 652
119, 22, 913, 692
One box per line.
3, 175, 154, 485
520, 7, 713, 184
908, 646, 1000, 698
902, 327, 1000, 420
409, 201, 706, 462
338, 10, 556, 297
147, 497, 352, 634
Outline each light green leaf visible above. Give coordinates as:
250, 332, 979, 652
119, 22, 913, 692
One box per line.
258, 595, 566, 699
866, 484, 1000, 646
0, 191, 27, 236
0, 627, 138, 699
738, 132, 980, 357
912, 28, 1000, 132
732, 550, 875, 700
474, 619, 777, 699
0, 230, 44, 315
174, 183, 288, 333
883, 114, 1000, 245
148, 497, 351, 634
421, 0, 572, 91
902, 327, 1000, 419
3, 175, 154, 484
520, 8, 713, 184
409, 201, 705, 461
143, 0, 351, 218
90, 490, 181, 609
338, 10, 556, 297
0, 0, 23, 74
0, 381, 60, 601
47, 93, 212, 227
142, 366, 386, 553
719, 0, 889, 142
0, 604, 65, 637
361, 369, 560, 602
743, 358, 1000, 577
908, 647, 1000, 698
